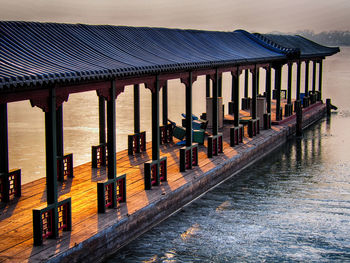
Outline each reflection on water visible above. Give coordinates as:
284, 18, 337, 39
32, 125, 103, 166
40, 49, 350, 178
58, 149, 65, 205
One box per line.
107, 112, 350, 262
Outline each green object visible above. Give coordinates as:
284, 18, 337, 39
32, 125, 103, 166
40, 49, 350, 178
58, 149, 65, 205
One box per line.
173, 126, 186, 140
193, 129, 205, 144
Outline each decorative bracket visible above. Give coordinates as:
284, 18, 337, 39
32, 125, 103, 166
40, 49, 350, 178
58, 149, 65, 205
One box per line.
30, 86, 69, 112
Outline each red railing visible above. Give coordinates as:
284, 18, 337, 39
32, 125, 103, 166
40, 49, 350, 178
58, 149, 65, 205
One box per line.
0, 169, 21, 202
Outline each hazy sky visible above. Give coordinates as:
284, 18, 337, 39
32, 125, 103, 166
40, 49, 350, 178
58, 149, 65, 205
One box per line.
1, 0, 349, 33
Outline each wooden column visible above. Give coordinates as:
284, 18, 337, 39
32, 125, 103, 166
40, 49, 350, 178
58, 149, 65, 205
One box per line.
134, 84, 140, 133
162, 81, 168, 125
56, 105, 64, 181
45, 87, 58, 206
266, 68, 271, 114
312, 60, 317, 93
244, 69, 249, 98
218, 75, 222, 97
275, 65, 282, 121
186, 73, 193, 147
99, 96, 106, 144
287, 63, 292, 105
212, 70, 219, 136
305, 60, 310, 95
206, 75, 211, 97
233, 72, 240, 127
296, 61, 301, 100
107, 81, 116, 180
251, 67, 257, 119
256, 69, 260, 95
0, 103, 9, 175
0, 103, 9, 202
318, 60, 323, 101
152, 76, 160, 161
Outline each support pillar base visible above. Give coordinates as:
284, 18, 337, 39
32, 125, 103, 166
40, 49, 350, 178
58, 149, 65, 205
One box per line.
230, 125, 243, 146
144, 157, 167, 190
228, 101, 234, 115
160, 124, 173, 144
128, 131, 146, 155
263, 113, 271, 130
303, 96, 310, 108
248, 118, 260, 138
33, 198, 72, 246
284, 104, 293, 117
180, 143, 199, 172
0, 169, 21, 203
92, 144, 107, 168
207, 134, 223, 158
97, 174, 126, 213
241, 98, 251, 110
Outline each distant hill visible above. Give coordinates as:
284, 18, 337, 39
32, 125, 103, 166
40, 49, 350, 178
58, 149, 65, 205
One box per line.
268, 30, 350, 46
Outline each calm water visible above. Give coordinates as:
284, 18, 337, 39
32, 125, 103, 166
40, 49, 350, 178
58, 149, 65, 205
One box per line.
105, 48, 350, 262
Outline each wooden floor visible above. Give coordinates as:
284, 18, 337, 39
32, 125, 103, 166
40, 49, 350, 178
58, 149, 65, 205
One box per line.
0, 101, 323, 262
